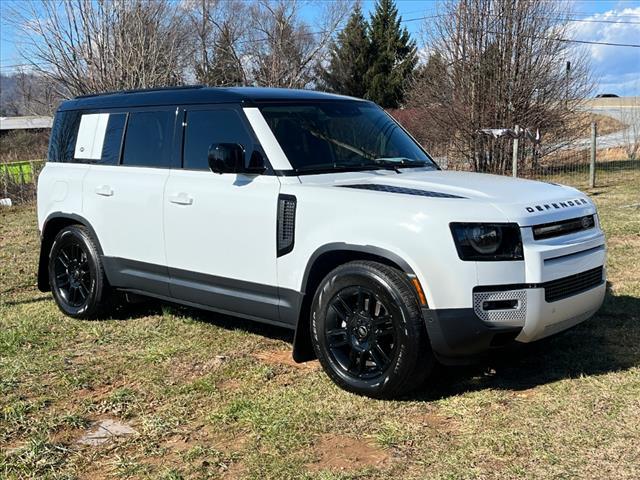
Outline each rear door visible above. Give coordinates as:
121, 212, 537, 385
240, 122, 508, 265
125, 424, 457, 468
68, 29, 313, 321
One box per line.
163, 105, 283, 323
82, 107, 179, 296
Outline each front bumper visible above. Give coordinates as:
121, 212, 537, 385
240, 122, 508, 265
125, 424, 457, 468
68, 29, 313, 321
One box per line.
423, 269, 606, 364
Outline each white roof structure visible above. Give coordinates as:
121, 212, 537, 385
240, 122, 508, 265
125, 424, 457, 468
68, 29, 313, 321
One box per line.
0, 116, 53, 130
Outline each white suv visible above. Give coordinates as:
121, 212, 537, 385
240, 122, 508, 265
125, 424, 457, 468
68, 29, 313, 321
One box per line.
37, 86, 606, 398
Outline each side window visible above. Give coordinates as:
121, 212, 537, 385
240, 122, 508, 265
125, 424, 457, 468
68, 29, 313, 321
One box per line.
48, 111, 82, 162
122, 111, 173, 168
183, 109, 253, 170
100, 114, 127, 165
73, 112, 127, 165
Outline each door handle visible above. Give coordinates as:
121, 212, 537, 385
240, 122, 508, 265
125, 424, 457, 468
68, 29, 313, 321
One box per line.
168, 192, 194, 205
95, 185, 113, 197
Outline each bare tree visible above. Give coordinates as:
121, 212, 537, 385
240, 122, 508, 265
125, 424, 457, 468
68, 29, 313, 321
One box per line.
8, 0, 190, 98
246, 0, 349, 88
186, 0, 249, 86
10, 70, 61, 116
410, 0, 594, 173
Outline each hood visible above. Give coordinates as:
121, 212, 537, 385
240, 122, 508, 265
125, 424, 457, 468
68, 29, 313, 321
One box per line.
297, 169, 596, 226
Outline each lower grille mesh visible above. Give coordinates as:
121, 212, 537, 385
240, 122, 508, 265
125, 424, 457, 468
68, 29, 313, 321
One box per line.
544, 267, 603, 303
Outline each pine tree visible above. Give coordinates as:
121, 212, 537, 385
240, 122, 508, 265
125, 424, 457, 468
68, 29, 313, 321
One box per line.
320, 5, 371, 97
367, 0, 417, 108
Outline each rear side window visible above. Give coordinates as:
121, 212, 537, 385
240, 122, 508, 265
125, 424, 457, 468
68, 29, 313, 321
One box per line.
183, 109, 253, 170
122, 111, 174, 168
48, 111, 82, 162
100, 114, 127, 165
73, 112, 127, 165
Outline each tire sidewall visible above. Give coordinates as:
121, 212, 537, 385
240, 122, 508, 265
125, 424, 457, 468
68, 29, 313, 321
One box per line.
311, 264, 418, 396
48, 227, 101, 317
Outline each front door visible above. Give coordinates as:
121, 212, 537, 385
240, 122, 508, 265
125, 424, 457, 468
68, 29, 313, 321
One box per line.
163, 106, 282, 323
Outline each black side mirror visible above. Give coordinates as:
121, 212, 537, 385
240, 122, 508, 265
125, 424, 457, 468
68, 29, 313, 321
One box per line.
208, 143, 244, 174
246, 150, 267, 175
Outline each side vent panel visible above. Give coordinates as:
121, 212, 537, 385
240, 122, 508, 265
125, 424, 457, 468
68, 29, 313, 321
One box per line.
277, 194, 297, 257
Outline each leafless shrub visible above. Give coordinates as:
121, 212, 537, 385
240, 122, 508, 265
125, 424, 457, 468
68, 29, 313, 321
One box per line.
410, 0, 594, 173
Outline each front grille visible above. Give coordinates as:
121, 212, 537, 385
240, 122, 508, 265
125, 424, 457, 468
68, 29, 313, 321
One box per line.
544, 267, 603, 302
533, 215, 595, 240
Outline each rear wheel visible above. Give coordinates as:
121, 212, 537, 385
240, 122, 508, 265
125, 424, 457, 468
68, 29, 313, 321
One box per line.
310, 261, 434, 398
48, 225, 111, 318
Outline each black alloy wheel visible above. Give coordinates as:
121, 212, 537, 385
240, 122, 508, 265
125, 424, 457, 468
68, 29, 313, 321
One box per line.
48, 225, 111, 318
325, 286, 397, 380
311, 260, 434, 398
53, 241, 91, 308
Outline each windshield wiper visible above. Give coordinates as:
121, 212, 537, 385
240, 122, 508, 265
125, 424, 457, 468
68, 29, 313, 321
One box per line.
372, 157, 430, 168
294, 163, 384, 174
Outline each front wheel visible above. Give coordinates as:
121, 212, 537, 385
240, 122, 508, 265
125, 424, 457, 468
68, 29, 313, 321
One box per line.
48, 225, 112, 318
310, 261, 434, 398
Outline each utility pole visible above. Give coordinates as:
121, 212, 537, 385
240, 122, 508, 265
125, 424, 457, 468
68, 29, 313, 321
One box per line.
512, 125, 520, 178
589, 122, 597, 188
565, 61, 571, 108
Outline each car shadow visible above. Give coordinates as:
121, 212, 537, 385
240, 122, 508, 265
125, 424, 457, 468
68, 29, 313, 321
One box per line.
110, 298, 295, 344
104, 284, 639, 400
408, 288, 640, 401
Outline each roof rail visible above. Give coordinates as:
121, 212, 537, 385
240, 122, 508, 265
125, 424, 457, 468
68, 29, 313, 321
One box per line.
74, 85, 206, 99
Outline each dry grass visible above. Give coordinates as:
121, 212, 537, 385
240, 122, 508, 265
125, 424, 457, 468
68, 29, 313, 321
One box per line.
572, 112, 627, 137
1, 172, 639, 479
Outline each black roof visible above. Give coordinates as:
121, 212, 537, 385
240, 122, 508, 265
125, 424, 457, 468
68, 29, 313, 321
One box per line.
58, 86, 363, 111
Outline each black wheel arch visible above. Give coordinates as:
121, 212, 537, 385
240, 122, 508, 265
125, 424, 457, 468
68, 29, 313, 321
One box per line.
292, 243, 419, 363
37, 213, 104, 292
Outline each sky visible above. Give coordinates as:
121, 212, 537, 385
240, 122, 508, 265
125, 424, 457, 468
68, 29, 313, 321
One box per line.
1, 0, 639, 96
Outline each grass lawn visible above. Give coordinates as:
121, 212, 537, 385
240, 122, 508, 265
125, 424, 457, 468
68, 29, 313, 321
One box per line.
1, 172, 639, 479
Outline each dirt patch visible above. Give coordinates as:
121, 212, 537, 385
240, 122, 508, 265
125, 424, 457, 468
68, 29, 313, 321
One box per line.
252, 350, 320, 371
222, 460, 247, 479
306, 434, 390, 472
162, 424, 248, 455
412, 412, 455, 431
218, 378, 242, 392
170, 355, 229, 382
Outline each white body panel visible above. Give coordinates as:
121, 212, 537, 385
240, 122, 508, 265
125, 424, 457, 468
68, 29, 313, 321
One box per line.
82, 165, 169, 266
163, 169, 280, 285
37, 163, 90, 230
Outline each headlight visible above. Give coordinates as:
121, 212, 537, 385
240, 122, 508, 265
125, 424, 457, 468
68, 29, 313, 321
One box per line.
450, 223, 523, 261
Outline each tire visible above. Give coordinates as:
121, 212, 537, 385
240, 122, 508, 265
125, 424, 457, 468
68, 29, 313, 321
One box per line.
48, 225, 112, 319
310, 260, 434, 398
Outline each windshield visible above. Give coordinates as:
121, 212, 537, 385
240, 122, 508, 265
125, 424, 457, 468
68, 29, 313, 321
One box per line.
259, 101, 437, 173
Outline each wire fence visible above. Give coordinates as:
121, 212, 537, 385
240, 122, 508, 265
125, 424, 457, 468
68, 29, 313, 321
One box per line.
1, 159, 45, 205
438, 120, 640, 190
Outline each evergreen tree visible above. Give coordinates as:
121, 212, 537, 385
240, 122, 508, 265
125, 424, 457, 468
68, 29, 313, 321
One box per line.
320, 5, 371, 97
366, 0, 417, 108
196, 23, 245, 87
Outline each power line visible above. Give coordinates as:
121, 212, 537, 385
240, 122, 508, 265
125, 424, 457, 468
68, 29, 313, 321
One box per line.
2, 9, 640, 71
563, 16, 640, 25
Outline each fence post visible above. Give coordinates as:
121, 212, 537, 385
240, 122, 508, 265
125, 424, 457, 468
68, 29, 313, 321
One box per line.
2, 162, 8, 199
589, 122, 597, 188
512, 125, 520, 178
